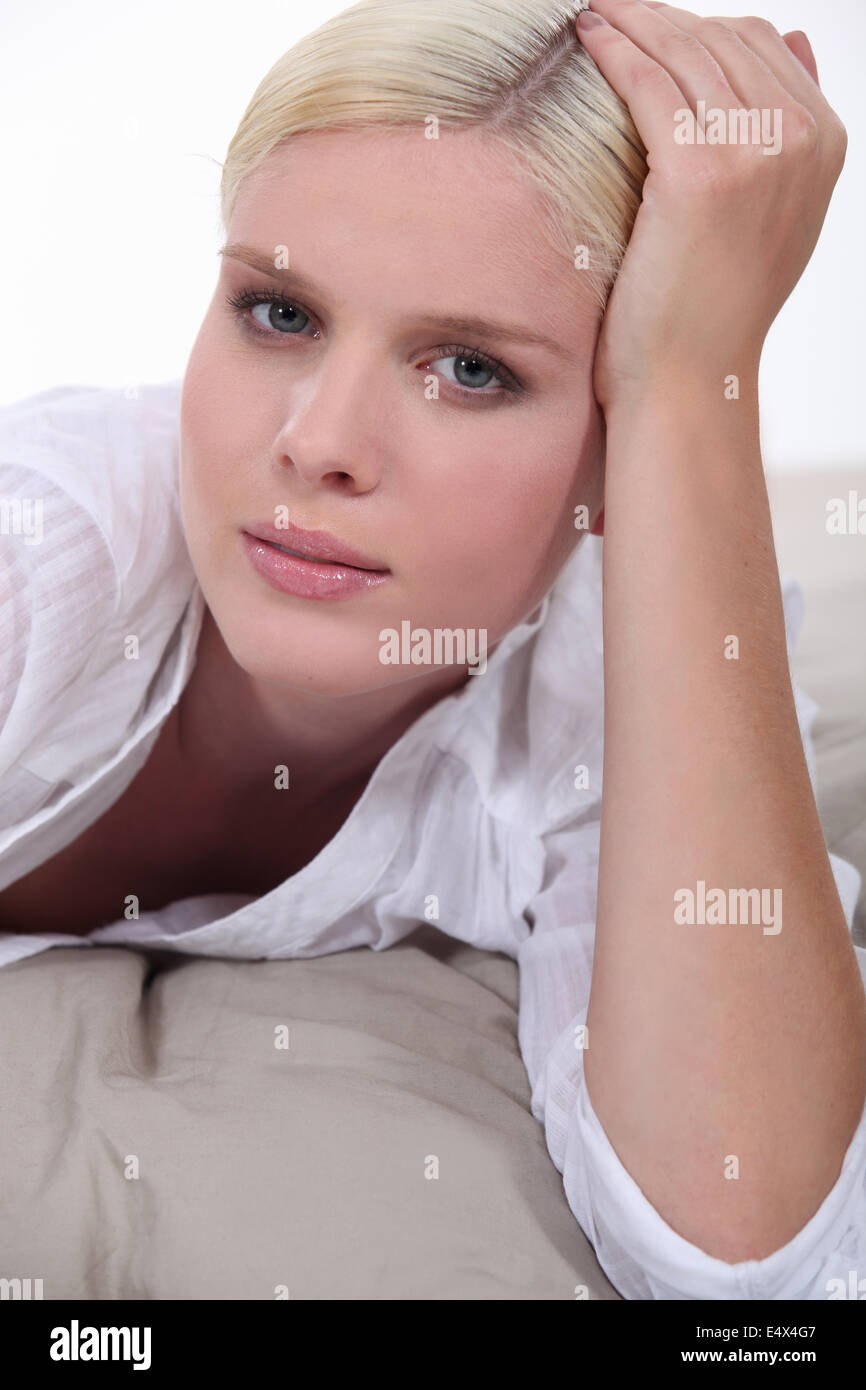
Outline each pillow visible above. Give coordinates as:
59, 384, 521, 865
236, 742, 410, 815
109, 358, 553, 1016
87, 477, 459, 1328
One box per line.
0, 925, 621, 1299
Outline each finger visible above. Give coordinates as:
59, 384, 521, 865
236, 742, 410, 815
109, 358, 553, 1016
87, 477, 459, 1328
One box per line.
575, 8, 694, 155
704, 15, 832, 120
580, 0, 740, 112
640, 2, 793, 110
783, 30, 820, 88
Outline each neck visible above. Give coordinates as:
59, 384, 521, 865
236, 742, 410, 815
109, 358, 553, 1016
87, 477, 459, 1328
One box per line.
173, 603, 473, 805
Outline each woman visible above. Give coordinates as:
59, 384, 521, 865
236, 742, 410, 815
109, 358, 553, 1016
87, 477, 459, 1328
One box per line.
0, 0, 864, 1299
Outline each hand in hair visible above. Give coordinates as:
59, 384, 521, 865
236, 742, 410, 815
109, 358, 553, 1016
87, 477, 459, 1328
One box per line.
575, 0, 844, 411
573, 1, 866, 1266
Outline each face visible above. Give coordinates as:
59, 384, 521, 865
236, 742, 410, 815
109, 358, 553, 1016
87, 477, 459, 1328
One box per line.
180, 127, 605, 699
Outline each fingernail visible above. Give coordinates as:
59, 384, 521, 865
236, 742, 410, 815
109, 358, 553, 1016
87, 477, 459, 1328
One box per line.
577, 10, 608, 27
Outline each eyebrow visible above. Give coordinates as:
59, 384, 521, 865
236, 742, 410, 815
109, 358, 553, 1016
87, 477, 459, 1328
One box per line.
219, 242, 572, 359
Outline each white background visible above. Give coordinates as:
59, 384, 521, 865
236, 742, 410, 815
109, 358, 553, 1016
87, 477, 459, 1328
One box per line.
0, 0, 862, 472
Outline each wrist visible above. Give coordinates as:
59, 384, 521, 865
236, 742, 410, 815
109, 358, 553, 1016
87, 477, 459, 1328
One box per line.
597, 352, 762, 426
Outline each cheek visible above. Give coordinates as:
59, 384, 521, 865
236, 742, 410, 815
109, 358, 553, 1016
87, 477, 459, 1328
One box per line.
180, 330, 218, 479
410, 409, 602, 619
179, 326, 252, 521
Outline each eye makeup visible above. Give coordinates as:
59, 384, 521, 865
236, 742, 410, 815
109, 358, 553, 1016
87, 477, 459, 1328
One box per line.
223, 285, 527, 407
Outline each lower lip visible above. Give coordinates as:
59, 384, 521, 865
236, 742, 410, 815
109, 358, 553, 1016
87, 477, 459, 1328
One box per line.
241, 532, 392, 599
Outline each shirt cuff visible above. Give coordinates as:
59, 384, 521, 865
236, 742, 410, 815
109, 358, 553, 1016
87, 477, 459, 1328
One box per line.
553, 1030, 866, 1299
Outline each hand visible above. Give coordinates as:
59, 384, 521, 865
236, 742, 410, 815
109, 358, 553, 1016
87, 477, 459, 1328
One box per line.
574, 0, 847, 412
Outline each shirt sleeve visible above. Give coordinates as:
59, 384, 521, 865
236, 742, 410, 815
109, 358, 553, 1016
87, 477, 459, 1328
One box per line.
516, 577, 866, 1300
0, 380, 193, 810
0, 460, 117, 789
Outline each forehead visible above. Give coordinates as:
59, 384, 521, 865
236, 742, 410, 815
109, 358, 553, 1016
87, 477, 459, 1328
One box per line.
228, 127, 598, 340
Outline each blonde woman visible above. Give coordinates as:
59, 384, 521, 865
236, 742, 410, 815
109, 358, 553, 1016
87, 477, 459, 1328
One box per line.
0, 0, 863, 1299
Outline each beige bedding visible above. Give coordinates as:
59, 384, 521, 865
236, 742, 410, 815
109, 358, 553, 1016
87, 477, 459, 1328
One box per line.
0, 925, 620, 1299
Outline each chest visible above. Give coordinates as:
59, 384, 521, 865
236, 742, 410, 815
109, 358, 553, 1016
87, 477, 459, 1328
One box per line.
0, 707, 360, 937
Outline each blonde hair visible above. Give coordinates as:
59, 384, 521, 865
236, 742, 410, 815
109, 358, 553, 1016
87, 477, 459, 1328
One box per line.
220, 0, 647, 311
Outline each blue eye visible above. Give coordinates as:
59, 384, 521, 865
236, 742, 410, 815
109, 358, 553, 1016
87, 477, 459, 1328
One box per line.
224, 288, 524, 403
425, 345, 519, 396
225, 287, 313, 336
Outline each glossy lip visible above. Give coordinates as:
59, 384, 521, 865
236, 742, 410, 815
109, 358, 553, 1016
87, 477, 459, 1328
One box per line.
240, 530, 392, 601
242, 518, 389, 571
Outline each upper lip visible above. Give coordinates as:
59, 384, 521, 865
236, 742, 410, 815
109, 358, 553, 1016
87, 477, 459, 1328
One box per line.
243, 519, 390, 571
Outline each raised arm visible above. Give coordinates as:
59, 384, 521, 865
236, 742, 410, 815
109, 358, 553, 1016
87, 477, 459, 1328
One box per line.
575, 0, 866, 1263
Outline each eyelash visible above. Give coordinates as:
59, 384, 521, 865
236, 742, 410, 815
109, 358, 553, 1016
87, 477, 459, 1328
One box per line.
223, 286, 523, 403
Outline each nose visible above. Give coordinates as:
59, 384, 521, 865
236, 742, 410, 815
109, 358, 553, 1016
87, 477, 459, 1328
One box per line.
270, 333, 388, 494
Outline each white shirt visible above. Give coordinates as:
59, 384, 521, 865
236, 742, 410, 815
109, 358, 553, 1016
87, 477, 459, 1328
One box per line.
2, 380, 865, 1301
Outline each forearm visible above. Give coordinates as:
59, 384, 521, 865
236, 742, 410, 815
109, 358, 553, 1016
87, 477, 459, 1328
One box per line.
584, 366, 866, 1263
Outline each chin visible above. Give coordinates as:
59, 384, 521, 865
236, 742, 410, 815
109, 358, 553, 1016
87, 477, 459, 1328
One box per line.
218, 620, 411, 699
